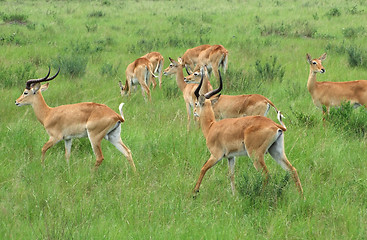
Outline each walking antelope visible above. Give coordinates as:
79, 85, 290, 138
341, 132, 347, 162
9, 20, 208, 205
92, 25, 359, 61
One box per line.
163, 57, 212, 131
119, 57, 157, 102
181, 44, 211, 75
15, 68, 136, 171
307, 53, 367, 114
142, 52, 164, 88
186, 66, 285, 126
192, 71, 303, 196
192, 44, 228, 83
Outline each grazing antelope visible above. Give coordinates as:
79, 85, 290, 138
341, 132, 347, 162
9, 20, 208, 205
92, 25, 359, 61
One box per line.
192, 44, 228, 83
192, 71, 303, 196
307, 53, 367, 115
15, 68, 136, 171
142, 52, 164, 88
163, 57, 212, 131
119, 57, 157, 102
185, 66, 285, 126
181, 44, 211, 75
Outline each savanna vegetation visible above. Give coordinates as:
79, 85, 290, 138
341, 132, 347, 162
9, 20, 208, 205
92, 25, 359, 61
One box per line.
1, 0, 367, 239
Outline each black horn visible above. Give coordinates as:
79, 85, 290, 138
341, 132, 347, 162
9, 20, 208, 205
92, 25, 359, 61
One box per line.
185, 65, 192, 75
46, 67, 60, 81
25, 67, 59, 89
194, 68, 204, 99
204, 70, 222, 99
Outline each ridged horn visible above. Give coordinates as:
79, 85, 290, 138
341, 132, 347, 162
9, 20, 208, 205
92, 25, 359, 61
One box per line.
25, 67, 60, 89
204, 70, 222, 99
194, 68, 204, 99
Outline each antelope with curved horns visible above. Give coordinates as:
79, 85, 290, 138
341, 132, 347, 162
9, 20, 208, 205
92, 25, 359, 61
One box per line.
181, 44, 212, 75
192, 70, 303, 196
163, 57, 212, 131
307, 53, 367, 115
187, 65, 285, 128
142, 52, 164, 89
15, 67, 136, 171
119, 57, 157, 102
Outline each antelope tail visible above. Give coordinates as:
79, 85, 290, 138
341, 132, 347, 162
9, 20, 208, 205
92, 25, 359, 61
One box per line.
119, 103, 125, 121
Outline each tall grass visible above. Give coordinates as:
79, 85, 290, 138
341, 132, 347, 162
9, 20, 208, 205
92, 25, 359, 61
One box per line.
1, 0, 367, 239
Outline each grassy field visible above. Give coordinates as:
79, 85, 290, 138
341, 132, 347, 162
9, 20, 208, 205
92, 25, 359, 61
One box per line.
1, 0, 367, 239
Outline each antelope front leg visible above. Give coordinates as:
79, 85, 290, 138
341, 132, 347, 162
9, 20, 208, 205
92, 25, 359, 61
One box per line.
193, 155, 219, 195
41, 137, 60, 164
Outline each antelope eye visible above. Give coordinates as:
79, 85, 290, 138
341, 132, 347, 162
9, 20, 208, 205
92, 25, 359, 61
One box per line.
23, 92, 28, 95
169, 64, 173, 67
312, 62, 317, 65
194, 73, 199, 76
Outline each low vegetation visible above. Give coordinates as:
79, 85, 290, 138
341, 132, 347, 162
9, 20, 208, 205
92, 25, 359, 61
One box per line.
1, 0, 366, 239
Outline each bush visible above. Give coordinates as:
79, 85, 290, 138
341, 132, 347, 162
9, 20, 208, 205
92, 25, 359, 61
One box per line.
346, 46, 367, 68
52, 55, 88, 78
254, 56, 285, 82
326, 102, 367, 138
342, 27, 365, 38
2, 13, 28, 24
290, 108, 317, 128
88, 11, 105, 18
326, 8, 341, 18
100, 63, 120, 77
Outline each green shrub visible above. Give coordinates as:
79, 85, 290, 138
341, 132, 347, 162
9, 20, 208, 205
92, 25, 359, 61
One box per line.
346, 46, 367, 68
100, 63, 120, 77
254, 56, 285, 82
52, 55, 88, 78
290, 108, 317, 128
2, 13, 28, 24
326, 7, 341, 18
342, 27, 365, 38
260, 22, 290, 36
88, 11, 105, 18
347, 5, 364, 15
326, 102, 367, 138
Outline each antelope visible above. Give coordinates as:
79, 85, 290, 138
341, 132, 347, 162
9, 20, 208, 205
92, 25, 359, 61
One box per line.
15, 68, 136, 171
142, 52, 164, 88
185, 65, 285, 126
119, 57, 157, 102
307, 53, 367, 115
192, 71, 303, 196
163, 57, 213, 130
192, 44, 228, 83
181, 44, 211, 74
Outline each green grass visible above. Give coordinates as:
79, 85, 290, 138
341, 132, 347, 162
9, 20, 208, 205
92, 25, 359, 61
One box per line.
1, 0, 367, 239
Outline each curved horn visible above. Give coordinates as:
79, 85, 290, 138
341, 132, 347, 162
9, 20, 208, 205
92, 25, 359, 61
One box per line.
185, 65, 192, 75
204, 70, 222, 99
194, 69, 204, 99
25, 67, 51, 89
45, 67, 60, 81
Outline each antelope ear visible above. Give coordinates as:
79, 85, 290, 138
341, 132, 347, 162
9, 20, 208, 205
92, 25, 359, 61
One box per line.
119, 81, 124, 90
198, 95, 206, 106
306, 53, 312, 64
40, 83, 49, 92
210, 94, 221, 105
177, 57, 183, 65
319, 53, 327, 61
31, 83, 41, 94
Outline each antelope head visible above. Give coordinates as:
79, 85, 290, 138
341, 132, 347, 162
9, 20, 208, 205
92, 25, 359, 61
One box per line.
307, 53, 326, 74
193, 69, 222, 118
15, 67, 60, 107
